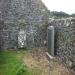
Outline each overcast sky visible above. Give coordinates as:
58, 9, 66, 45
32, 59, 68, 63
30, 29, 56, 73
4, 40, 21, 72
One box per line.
42, 0, 75, 14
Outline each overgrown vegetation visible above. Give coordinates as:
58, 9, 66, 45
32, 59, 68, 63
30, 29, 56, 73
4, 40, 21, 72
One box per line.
0, 51, 32, 75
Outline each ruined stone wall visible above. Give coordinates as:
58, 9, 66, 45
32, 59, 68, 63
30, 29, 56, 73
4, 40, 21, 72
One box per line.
49, 18, 75, 27
49, 18, 75, 70
18, 24, 47, 49
0, 30, 18, 50
0, 1, 75, 70
0, 0, 49, 23
55, 27, 75, 69
0, 0, 49, 49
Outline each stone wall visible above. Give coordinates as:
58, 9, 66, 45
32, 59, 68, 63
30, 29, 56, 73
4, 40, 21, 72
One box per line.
0, 0, 49, 24
0, 30, 18, 50
18, 25, 47, 49
49, 18, 75, 27
0, 22, 47, 50
55, 27, 75, 68
49, 18, 75, 71
0, 0, 49, 49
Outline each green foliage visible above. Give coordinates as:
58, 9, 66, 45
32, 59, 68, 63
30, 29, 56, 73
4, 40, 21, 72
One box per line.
55, 11, 68, 17
0, 51, 21, 75
49, 10, 75, 18
16, 64, 32, 75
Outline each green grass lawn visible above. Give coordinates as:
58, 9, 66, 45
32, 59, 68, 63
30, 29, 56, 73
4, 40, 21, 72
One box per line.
0, 50, 32, 75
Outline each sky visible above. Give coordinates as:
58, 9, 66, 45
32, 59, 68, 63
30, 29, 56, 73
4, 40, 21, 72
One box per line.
42, 0, 75, 14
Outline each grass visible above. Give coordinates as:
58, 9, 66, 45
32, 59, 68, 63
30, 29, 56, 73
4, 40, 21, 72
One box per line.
0, 50, 32, 75
0, 49, 71, 75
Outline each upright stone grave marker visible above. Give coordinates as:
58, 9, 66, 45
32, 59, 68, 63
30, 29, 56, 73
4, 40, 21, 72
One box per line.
47, 26, 54, 56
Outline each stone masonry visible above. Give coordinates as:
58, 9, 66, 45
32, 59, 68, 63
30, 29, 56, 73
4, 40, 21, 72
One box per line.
49, 18, 75, 71
0, 0, 49, 49
55, 27, 75, 69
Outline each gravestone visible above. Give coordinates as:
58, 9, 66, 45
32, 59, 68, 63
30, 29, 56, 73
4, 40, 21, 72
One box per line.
47, 26, 54, 56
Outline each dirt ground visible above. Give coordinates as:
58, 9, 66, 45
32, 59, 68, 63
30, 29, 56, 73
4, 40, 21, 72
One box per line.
23, 48, 73, 75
